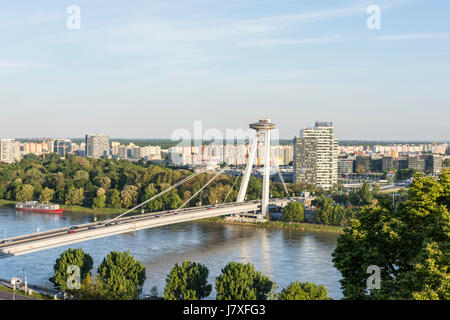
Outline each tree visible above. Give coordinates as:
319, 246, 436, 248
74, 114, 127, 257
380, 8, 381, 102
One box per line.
40, 187, 55, 204
0, 184, 6, 199
162, 191, 182, 209
94, 176, 111, 190
215, 262, 275, 300
315, 196, 350, 226
143, 184, 163, 211
108, 189, 122, 209
121, 185, 138, 208
65, 188, 84, 206
97, 250, 147, 300
73, 273, 108, 300
400, 241, 449, 300
16, 184, 34, 202
163, 260, 212, 300
282, 201, 305, 223
279, 281, 330, 300
73, 170, 89, 188
53, 248, 93, 291
349, 183, 373, 206
92, 188, 106, 209
332, 170, 450, 300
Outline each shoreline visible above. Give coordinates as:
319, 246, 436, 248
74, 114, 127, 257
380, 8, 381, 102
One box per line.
1, 200, 344, 234
201, 217, 345, 234
0, 200, 132, 215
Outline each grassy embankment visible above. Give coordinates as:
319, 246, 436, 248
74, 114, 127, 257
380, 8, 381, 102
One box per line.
202, 217, 345, 234
0, 284, 55, 300
0, 199, 15, 208
0, 199, 134, 215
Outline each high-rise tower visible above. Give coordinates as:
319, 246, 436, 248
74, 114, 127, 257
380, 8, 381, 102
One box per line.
85, 134, 110, 159
293, 121, 338, 190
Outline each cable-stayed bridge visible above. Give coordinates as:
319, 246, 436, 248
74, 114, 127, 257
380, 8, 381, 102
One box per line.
1, 119, 296, 258
0, 199, 292, 257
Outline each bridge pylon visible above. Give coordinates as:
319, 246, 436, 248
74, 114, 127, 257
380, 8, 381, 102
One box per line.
237, 118, 276, 219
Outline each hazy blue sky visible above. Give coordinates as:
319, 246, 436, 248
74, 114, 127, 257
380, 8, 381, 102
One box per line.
0, 0, 449, 140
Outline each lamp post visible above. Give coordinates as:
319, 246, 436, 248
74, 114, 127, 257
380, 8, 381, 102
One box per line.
20, 268, 28, 294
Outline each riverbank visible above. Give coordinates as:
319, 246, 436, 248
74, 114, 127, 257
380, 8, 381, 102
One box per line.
0, 200, 15, 208
1, 200, 345, 233
0, 199, 135, 215
61, 205, 132, 215
203, 217, 345, 234
0, 283, 54, 300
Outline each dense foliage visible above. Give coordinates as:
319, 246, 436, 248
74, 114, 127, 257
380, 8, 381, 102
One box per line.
163, 260, 212, 300
52, 248, 93, 291
282, 201, 305, 222
332, 169, 449, 300
96, 250, 147, 300
215, 262, 275, 300
278, 281, 330, 300
0, 154, 308, 210
314, 195, 356, 227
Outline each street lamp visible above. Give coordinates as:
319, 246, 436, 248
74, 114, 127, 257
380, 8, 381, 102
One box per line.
20, 268, 28, 295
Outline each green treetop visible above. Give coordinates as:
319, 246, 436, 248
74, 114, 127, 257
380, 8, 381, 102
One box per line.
163, 260, 212, 300
215, 262, 275, 300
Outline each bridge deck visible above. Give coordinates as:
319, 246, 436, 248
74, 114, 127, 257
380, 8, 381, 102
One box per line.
1, 199, 291, 258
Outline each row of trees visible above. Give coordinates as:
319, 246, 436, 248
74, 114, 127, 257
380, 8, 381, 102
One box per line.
52, 249, 330, 300
0, 154, 311, 210
52, 249, 146, 300
332, 169, 449, 300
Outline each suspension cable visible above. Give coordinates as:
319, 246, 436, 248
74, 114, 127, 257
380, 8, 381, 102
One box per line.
174, 164, 231, 212
222, 170, 242, 205
174, 139, 253, 211
273, 151, 290, 199
103, 139, 253, 223
276, 164, 290, 199
103, 166, 213, 224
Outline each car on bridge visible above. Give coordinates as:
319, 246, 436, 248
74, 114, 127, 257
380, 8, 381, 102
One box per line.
68, 227, 80, 234
105, 221, 119, 227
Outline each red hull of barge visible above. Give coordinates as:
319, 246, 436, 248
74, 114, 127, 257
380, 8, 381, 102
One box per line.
15, 207, 64, 214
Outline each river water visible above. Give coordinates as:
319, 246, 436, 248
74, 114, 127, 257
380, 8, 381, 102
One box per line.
0, 208, 343, 299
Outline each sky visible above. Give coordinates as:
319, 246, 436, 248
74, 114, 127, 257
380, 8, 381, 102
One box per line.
0, 0, 449, 141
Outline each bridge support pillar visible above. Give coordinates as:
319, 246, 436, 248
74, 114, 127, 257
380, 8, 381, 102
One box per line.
237, 119, 276, 219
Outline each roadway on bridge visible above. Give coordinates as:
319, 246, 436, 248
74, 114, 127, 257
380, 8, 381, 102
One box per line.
0, 199, 291, 258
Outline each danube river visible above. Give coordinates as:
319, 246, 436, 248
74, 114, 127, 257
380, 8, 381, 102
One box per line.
0, 208, 343, 299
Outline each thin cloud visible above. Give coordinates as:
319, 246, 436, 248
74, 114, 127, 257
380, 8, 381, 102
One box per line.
0, 61, 30, 69
238, 35, 344, 47
374, 33, 450, 41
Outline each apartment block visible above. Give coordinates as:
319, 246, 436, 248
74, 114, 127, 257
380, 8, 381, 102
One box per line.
293, 122, 338, 190
0, 139, 21, 163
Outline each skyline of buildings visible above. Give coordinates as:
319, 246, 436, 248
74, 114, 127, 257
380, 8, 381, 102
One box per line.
1, 123, 449, 190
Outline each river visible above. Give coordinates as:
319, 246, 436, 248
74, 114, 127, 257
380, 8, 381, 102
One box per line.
0, 208, 343, 299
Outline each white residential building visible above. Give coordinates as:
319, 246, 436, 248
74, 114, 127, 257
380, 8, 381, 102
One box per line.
293, 122, 338, 190
0, 139, 21, 163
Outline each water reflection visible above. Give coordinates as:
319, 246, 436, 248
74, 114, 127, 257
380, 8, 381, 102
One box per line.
0, 209, 342, 299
